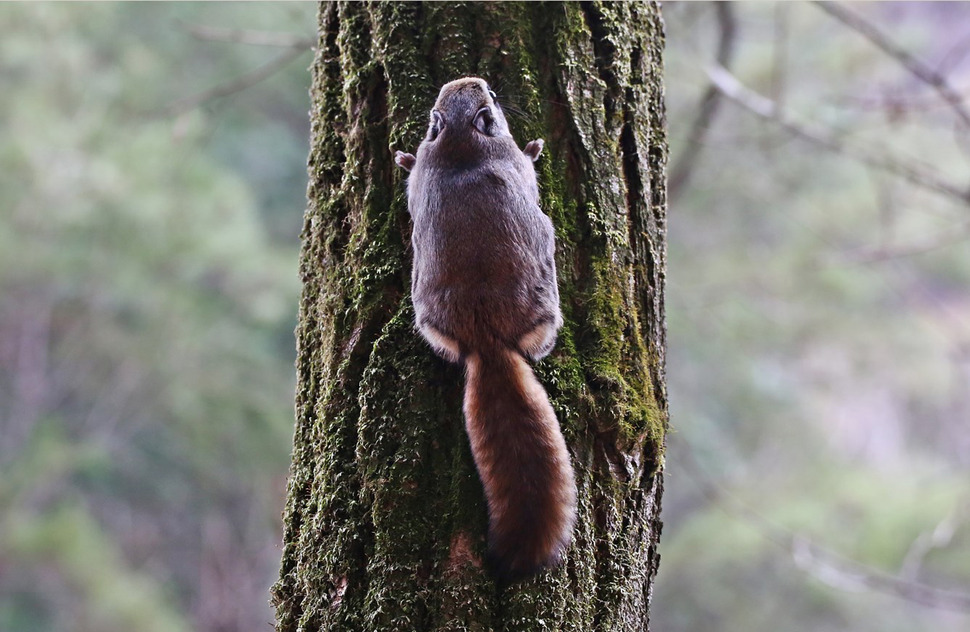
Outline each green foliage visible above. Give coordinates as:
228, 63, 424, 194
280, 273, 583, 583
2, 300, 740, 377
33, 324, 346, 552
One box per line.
0, 3, 314, 630
658, 3, 970, 631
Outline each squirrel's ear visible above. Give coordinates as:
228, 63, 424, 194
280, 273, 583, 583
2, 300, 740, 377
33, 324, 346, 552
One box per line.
394, 151, 416, 172
523, 139, 544, 162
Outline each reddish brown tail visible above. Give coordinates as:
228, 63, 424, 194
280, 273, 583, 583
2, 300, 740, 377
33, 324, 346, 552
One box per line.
463, 346, 576, 580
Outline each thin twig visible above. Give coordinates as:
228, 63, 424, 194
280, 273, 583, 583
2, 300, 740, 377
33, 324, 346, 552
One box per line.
830, 223, 970, 266
837, 87, 970, 113
182, 22, 315, 49
164, 43, 312, 117
669, 2, 737, 201
814, 1, 970, 129
900, 511, 963, 581
673, 436, 970, 613
706, 62, 970, 205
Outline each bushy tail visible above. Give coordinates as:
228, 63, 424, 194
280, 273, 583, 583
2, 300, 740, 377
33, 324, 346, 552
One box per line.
463, 346, 576, 580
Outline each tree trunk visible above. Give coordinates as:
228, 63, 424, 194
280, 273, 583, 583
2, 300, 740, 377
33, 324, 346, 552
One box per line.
272, 2, 667, 630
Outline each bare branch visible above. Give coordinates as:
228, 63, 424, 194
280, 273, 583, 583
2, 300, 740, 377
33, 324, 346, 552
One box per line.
164, 43, 312, 117
791, 535, 970, 611
706, 62, 970, 205
669, 2, 737, 201
182, 22, 315, 49
814, 1, 970, 129
828, 222, 970, 266
674, 436, 970, 613
900, 509, 963, 581
837, 87, 970, 114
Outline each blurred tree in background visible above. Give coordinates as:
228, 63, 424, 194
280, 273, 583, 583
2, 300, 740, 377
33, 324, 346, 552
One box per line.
2, 2, 969, 632
0, 3, 314, 630
659, 3, 970, 632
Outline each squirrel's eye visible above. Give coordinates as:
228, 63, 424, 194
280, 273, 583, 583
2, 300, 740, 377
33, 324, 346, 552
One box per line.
488, 89, 497, 99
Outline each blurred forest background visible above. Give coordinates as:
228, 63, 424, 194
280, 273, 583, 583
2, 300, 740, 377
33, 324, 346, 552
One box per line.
1, 2, 968, 632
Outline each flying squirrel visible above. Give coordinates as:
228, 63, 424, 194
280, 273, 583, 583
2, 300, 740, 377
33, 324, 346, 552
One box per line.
394, 77, 577, 580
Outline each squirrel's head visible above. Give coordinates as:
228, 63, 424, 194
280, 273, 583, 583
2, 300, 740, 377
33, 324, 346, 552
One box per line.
426, 77, 511, 143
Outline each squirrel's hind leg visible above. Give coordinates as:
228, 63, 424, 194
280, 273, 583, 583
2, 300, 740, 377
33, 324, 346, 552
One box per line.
418, 322, 462, 363
518, 319, 558, 361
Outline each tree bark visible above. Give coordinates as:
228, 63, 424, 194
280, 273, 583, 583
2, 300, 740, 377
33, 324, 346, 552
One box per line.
272, 2, 668, 630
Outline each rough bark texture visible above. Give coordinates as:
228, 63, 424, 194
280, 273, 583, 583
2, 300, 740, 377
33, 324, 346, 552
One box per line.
272, 2, 667, 630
